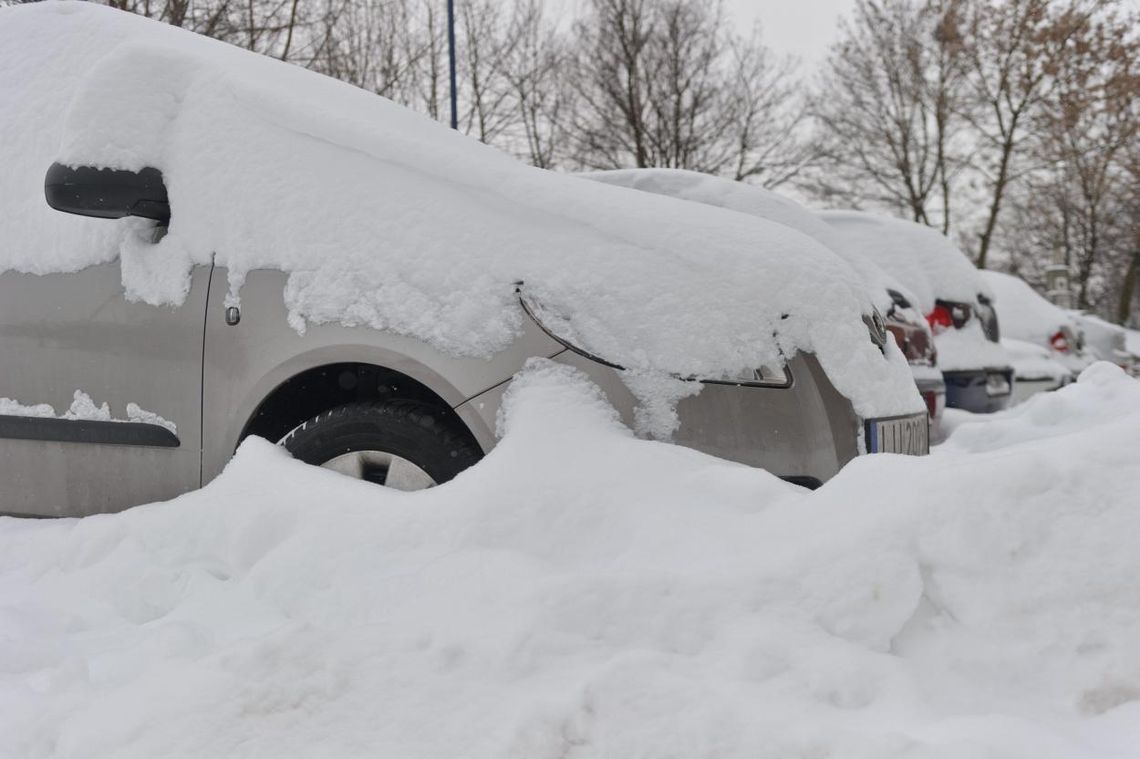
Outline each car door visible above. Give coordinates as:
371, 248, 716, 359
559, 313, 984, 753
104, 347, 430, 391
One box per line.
0, 261, 210, 517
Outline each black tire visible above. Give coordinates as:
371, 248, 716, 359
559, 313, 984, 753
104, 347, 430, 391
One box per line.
279, 400, 482, 488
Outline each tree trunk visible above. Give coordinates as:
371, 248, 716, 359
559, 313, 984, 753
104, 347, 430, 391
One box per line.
975, 134, 1014, 270
1118, 250, 1139, 325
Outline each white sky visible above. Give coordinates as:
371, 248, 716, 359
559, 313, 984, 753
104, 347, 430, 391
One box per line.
728, 0, 857, 65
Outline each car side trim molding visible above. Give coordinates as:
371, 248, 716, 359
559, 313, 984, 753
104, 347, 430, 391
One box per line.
0, 415, 180, 448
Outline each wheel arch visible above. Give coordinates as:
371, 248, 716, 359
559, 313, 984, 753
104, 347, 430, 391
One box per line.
221, 344, 495, 462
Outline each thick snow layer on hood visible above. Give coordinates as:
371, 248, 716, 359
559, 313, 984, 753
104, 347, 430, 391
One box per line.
3, 360, 1140, 758
820, 211, 991, 314
0, 2, 920, 420
1002, 338, 1071, 382
981, 270, 1077, 344
583, 169, 914, 313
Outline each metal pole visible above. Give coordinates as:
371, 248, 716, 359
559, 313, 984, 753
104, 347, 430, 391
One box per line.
447, 0, 458, 130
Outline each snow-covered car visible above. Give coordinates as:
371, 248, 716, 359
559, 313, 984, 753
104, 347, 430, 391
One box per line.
979, 270, 1092, 377
0, 3, 927, 517
820, 211, 1014, 414
1071, 312, 1134, 375
1001, 338, 1072, 404
583, 169, 946, 422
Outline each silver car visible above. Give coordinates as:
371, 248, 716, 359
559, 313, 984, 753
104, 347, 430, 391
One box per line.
0, 161, 930, 518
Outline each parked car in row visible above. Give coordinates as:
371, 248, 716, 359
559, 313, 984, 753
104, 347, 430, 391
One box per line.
819, 212, 1014, 414
1000, 338, 1072, 404
1071, 312, 1135, 376
0, 3, 927, 517
582, 169, 947, 422
978, 270, 1090, 402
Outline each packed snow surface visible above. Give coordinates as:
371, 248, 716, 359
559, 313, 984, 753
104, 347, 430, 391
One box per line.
583, 169, 913, 313
819, 210, 992, 314
2, 360, 1140, 759
0, 2, 920, 420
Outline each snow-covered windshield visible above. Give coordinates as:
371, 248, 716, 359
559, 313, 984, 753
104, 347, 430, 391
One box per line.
0, 2, 920, 419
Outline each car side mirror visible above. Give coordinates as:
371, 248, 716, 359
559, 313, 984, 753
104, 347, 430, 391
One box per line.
44, 162, 170, 224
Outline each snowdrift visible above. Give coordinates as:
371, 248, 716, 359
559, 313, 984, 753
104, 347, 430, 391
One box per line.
2, 361, 1139, 758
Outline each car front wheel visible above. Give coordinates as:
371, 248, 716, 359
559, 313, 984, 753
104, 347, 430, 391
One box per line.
278, 400, 482, 491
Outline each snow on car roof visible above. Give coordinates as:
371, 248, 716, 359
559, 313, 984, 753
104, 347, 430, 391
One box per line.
0, 2, 920, 420
979, 270, 1077, 345
583, 169, 916, 314
819, 210, 992, 314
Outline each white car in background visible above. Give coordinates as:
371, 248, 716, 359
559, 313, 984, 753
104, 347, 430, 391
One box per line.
1071, 312, 1135, 375
1001, 338, 1072, 404
820, 212, 1014, 414
979, 270, 1092, 402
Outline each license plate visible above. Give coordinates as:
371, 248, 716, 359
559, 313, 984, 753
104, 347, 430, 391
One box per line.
986, 371, 1011, 397
866, 414, 929, 455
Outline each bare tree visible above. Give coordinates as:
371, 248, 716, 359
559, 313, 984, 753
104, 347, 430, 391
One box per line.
807, 0, 968, 228
1117, 141, 1140, 325
725, 35, 815, 187
569, 0, 810, 184
504, 0, 576, 168
958, 0, 1113, 268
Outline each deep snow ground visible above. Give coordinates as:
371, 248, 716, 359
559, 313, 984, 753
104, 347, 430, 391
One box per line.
2, 361, 1139, 759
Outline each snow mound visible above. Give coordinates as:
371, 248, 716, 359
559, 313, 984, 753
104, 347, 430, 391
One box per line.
3, 360, 1140, 758
0, 2, 920, 420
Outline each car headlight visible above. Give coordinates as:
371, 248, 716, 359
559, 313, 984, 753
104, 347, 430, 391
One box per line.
518, 285, 792, 387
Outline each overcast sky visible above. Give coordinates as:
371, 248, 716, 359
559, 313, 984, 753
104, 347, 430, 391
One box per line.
728, 0, 856, 65
729, 0, 1140, 68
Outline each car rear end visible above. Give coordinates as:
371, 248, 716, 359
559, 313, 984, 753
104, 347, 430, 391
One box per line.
884, 289, 945, 422
928, 296, 1013, 413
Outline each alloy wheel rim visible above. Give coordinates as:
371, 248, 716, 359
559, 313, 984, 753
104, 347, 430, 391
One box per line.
320, 450, 436, 491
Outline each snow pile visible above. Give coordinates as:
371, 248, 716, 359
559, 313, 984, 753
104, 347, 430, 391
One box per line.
3, 360, 1140, 758
0, 391, 177, 433
584, 169, 914, 313
0, 2, 920, 421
